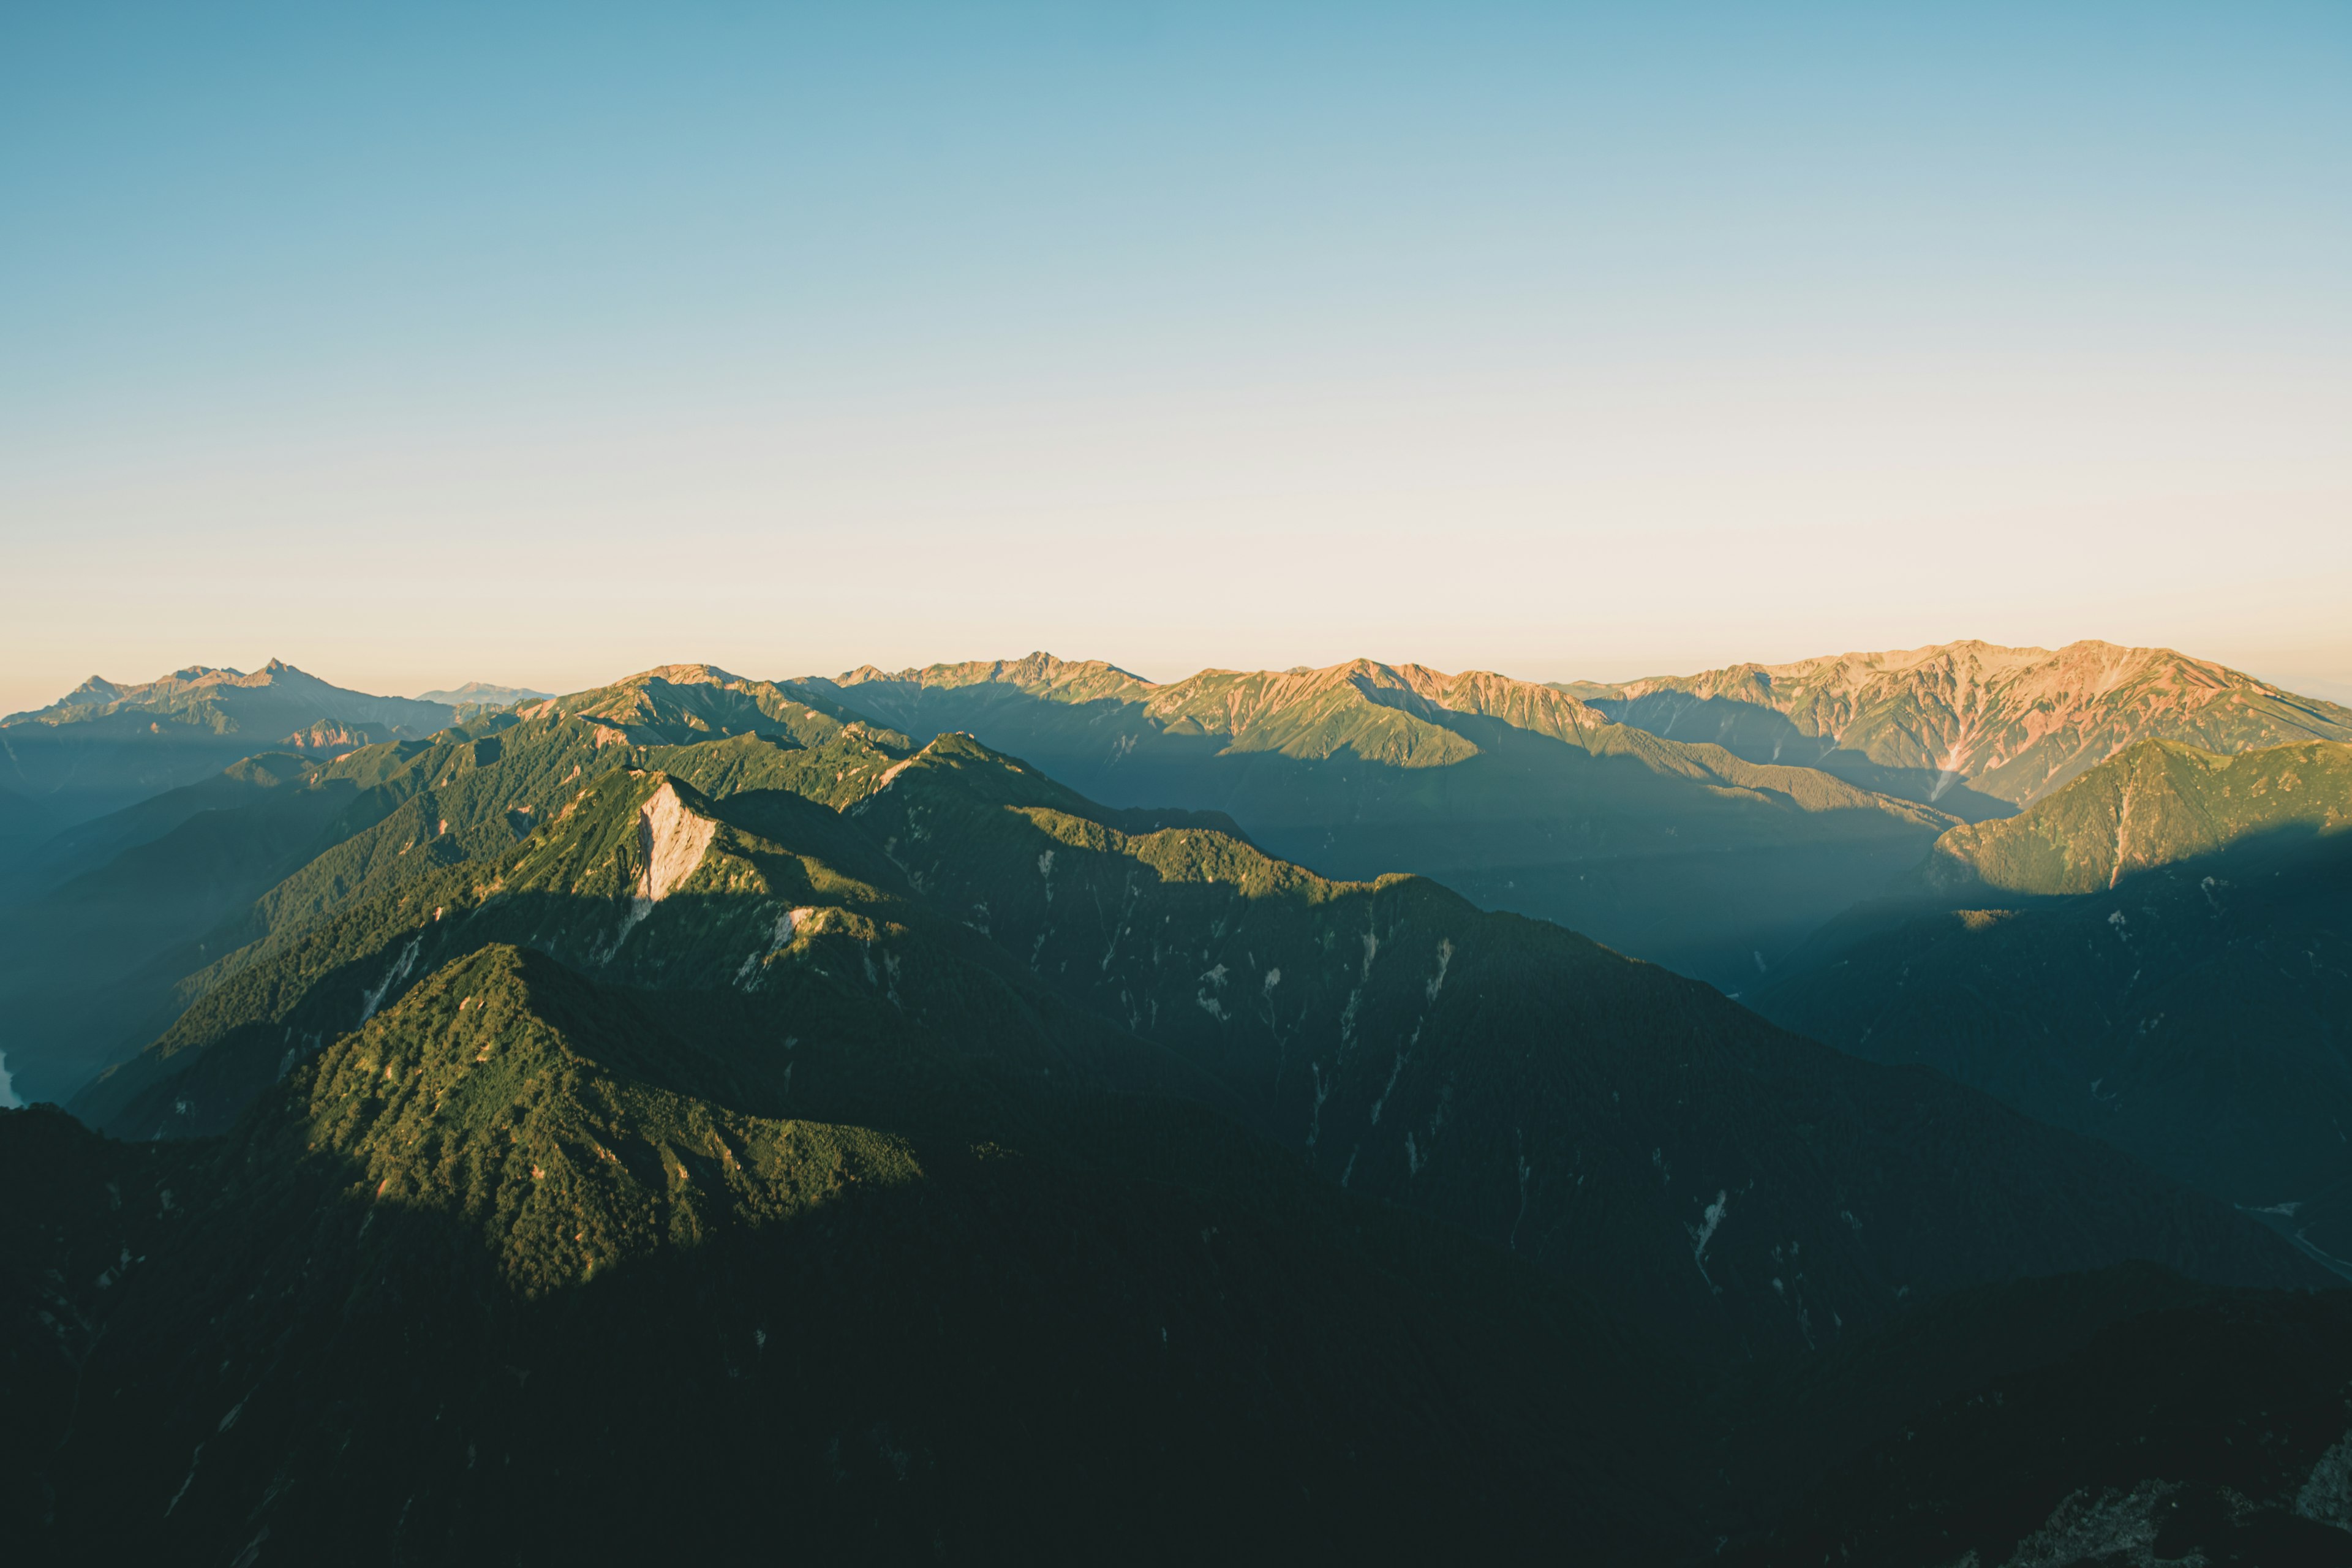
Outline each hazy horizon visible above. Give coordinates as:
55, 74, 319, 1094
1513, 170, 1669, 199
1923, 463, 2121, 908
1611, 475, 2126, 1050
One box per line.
6, 3, 2347, 715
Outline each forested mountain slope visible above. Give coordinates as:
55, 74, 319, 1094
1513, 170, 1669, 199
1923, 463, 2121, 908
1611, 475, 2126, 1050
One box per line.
74, 745, 2323, 1368
7, 947, 1693, 1564
0, 665, 913, 1104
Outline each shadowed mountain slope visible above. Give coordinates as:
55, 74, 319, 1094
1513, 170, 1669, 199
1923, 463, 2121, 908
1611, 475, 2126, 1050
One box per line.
1756, 739, 2352, 1273
10, 942, 1694, 1565
1577, 639, 2352, 817
809, 653, 1956, 990
834, 735, 2326, 1354
1736, 1279, 2352, 1566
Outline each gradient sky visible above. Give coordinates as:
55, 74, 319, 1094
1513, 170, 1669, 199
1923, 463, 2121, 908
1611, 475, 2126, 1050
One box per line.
4, 1, 2348, 715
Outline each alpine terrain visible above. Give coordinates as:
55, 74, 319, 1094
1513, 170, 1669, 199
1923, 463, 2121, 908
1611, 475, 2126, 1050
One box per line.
1574, 639, 2352, 820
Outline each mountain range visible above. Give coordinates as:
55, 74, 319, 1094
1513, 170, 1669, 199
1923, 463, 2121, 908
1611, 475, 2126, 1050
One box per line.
809, 652, 1960, 990
0, 661, 458, 863
1570, 639, 2352, 819
4, 644, 2349, 1562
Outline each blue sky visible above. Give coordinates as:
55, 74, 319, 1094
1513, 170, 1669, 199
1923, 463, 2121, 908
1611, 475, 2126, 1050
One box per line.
4, 1, 2348, 709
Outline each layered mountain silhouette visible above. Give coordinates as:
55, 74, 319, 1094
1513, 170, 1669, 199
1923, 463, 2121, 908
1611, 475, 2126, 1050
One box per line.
808, 653, 1960, 990
0, 661, 457, 851
1574, 639, 2352, 820
1758, 737, 2352, 1275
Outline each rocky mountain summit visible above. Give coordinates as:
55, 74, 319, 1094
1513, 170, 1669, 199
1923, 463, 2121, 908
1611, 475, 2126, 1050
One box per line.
1575, 639, 2352, 818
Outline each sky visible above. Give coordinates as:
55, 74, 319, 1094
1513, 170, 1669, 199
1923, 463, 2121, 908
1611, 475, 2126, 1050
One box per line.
3, 1, 2348, 715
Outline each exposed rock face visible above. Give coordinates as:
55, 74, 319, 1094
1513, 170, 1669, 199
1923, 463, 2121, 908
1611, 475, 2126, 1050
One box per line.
1578, 640, 2352, 811
281, 719, 393, 753
636, 781, 717, 905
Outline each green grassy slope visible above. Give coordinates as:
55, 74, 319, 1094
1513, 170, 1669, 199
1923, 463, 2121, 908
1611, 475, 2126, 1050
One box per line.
77, 742, 2329, 1352
69, 766, 1201, 1134
13, 938, 2348, 1564
1922, 736, 2352, 895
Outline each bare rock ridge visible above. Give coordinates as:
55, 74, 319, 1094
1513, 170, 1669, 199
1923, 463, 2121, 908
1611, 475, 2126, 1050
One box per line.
4, 659, 449, 731
1574, 639, 2352, 813
636, 778, 718, 905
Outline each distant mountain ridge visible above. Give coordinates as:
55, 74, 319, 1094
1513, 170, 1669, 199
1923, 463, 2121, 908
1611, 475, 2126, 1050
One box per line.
4, 659, 452, 733
1574, 639, 2352, 816
414, 680, 552, 707
812, 652, 1958, 989
0, 660, 457, 840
